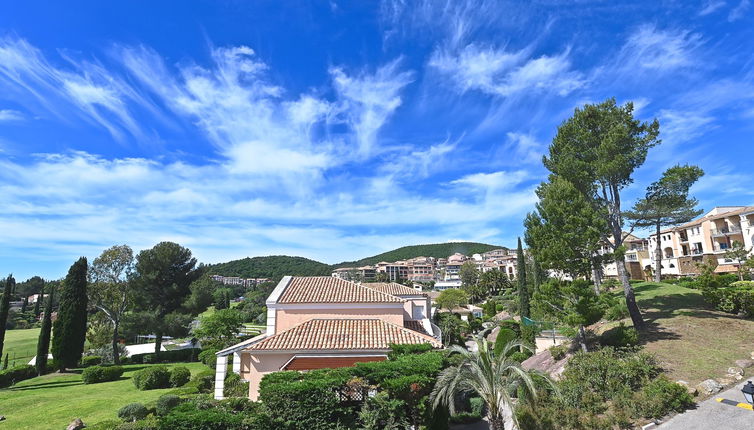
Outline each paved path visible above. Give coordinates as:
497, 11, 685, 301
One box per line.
659, 381, 753, 429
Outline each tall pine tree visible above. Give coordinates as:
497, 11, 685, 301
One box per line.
36, 285, 55, 375
0, 275, 15, 360
52, 258, 88, 371
33, 293, 41, 317
517, 238, 530, 319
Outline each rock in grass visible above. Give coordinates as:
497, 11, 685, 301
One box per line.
676, 380, 698, 396
735, 359, 753, 369
696, 379, 723, 395
66, 418, 85, 430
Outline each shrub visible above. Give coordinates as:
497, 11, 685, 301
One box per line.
155, 394, 182, 416
493, 328, 517, 357
158, 402, 243, 430
599, 323, 638, 348
81, 355, 103, 367
86, 419, 121, 430
82, 365, 124, 384
449, 412, 482, 424
169, 366, 191, 387
115, 417, 159, 430
628, 376, 694, 419
186, 369, 214, 393
118, 403, 149, 422
133, 366, 171, 390
601, 296, 629, 321
509, 351, 533, 363
549, 344, 568, 361
732, 281, 754, 288
469, 396, 485, 417
0, 365, 37, 388
198, 348, 219, 369
702, 284, 754, 317
387, 343, 433, 359
223, 372, 249, 397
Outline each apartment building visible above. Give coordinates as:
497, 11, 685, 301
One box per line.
210, 275, 272, 288
214, 277, 441, 400
602, 234, 652, 280
331, 266, 377, 282
647, 206, 754, 277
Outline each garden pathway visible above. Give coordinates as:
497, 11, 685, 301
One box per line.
659, 380, 752, 429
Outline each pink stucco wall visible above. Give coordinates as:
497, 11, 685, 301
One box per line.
274, 306, 404, 332
243, 352, 293, 401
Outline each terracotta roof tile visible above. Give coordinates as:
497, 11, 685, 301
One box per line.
403, 320, 429, 336
364, 282, 426, 297
246, 318, 441, 351
278, 277, 404, 304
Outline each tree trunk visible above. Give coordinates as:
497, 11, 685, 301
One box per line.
617, 258, 645, 330
591, 259, 602, 296
154, 329, 163, 354
112, 319, 120, 365
578, 325, 588, 352
654, 222, 662, 283
488, 412, 506, 430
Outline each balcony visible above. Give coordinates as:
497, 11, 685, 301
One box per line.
711, 225, 742, 237
678, 234, 689, 243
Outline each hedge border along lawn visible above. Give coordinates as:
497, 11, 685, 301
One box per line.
0, 362, 206, 430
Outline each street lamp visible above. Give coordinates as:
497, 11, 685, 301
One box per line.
742, 381, 754, 405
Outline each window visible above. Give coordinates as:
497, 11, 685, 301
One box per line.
669, 264, 675, 268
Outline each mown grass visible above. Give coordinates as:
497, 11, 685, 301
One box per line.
608, 282, 754, 386
2, 327, 41, 367
0, 361, 208, 430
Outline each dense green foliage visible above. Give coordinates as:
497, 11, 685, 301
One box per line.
133, 366, 171, 390
0, 275, 14, 359
52, 257, 89, 370
193, 308, 243, 349
702, 282, 754, 317
118, 403, 149, 422
516, 347, 692, 429
169, 366, 191, 387
36, 290, 54, 373
155, 394, 182, 416
82, 365, 125, 384
81, 355, 103, 367
336, 242, 503, 268
208, 255, 331, 279
0, 364, 36, 388
198, 348, 218, 369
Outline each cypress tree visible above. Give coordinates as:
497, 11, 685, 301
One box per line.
33, 294, 41, 317
21, 295, 28, 313
517, 238, 529, 319
52, 258, 88, 371
36, 286, 55, 375
0, 275, 14, 360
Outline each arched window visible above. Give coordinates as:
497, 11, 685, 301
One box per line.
664, 247, 674, 258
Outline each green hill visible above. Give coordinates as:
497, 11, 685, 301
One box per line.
207, 255, 331, 280
334, 242, 505, 268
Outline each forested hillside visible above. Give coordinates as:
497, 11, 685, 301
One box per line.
207, 256, 331, 280
334, 242, 504, 268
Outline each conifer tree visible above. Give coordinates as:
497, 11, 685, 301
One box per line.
517, 238, 529, 319
52, 258, 89, 371
33, 294, 41, 317
0, 275, 14, 360
36, 286, 55, 375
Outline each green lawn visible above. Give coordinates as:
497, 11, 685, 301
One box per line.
606, 282, 754, 387
0, 362, 208, 429
2, 328, 41, 367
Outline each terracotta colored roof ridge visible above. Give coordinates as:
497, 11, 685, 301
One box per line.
364, 282, 427, 297
278, 276, 404, 304
246, 318, 442, 351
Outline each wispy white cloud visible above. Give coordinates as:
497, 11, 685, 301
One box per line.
729, 0, 750, 21
0, 37, 156, 140
430, 44, 584, 97
0, 109, 24, 121
616, 25, 703, 74
450, 170, 529, 191
699, 0, 726, 16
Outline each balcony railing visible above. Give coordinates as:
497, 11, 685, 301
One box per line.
711, 225, 742, 237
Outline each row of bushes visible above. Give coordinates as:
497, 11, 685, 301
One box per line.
130, 348, 201, 364
133, 366, 191, 390
702, 283, 754, 317
515, 347, 694, 429
82, 365, 125, 384
0, 364, 36, 388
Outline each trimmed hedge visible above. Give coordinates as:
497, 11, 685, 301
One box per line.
81, 355, 103, 367
133, 366, 171, 390
118, 403, 149, 422
82, 365, 124, 384
702, 284, 754, 317
158, 403, 244, 430
0, 365, 36, 388
130, 348, 201, 365
156, 394, 182, 416
170, 366, 191, 387
198, 348, 219, 369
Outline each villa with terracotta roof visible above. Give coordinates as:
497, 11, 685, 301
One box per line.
214, 276, 442, 400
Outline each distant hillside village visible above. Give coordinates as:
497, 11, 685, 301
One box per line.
332, 248, 518, 289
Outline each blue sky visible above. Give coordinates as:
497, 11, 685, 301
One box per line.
1, 1, 753, 280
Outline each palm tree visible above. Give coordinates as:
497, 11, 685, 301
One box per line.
430, 337, 553, 430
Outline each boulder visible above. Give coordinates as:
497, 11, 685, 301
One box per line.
696, 379, 723, 395
717, 376, 737, 386
66, 418, 85, 430
735, 359, 754, 369
676, 380, 698, 396
728, 367, 745, 380
0, 415, 5, 421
